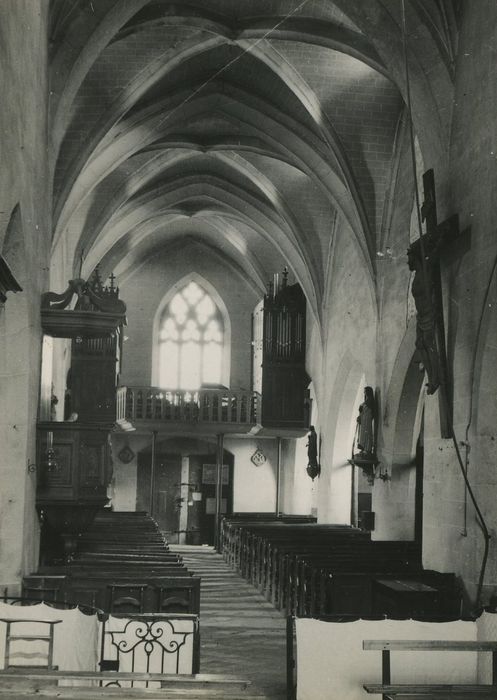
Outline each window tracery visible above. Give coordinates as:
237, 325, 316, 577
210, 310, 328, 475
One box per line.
158, 281, 223, 389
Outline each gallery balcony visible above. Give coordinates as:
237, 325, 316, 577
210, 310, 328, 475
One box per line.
116, 386, 262, 435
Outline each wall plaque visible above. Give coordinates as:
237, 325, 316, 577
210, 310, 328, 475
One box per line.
118, 444, 135, 464
250, 448, 266, 467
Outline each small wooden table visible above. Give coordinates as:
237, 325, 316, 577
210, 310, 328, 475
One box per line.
374, 579, 440, 617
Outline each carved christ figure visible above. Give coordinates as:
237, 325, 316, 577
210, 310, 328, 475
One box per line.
407, 239, 441, 394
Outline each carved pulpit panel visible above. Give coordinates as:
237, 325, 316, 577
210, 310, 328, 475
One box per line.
37, 267, 124, 559
37, 425, 110, 503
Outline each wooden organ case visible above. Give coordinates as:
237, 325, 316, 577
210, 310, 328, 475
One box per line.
37, 269, 126, 559
253, 270, 310, 429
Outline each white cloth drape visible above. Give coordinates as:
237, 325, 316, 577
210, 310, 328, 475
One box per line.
296, 617, 479, 700
0, 602, 99, 672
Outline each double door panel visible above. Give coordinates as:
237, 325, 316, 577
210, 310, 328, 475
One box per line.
137, 452, 233, 545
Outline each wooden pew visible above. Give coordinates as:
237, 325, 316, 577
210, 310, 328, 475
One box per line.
222, 518, 461, 620
222, 519, 367, 596
277, 540, 420, 612
27, 511, 197, 615
24, 574, 201, 614
260, 539, 420, 614
237, 522, 365, 581
363, 639, 497, 699
221, 514, 318, 566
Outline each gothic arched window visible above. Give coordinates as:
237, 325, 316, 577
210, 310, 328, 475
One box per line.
158, 281, 224, 389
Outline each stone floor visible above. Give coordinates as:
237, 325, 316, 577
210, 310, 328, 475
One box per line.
171, 545, 288, 700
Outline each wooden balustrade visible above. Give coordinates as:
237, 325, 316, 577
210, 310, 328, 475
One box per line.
120, 386, 260, 427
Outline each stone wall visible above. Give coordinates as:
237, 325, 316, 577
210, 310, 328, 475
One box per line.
421, 1, 497, 606
0, 0, 50, 591
117, 239, 259, 391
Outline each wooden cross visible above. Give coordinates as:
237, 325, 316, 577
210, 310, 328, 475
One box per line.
414, 169, 469, 438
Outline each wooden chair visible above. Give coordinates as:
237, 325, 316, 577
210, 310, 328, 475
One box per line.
0, 618, 62, 670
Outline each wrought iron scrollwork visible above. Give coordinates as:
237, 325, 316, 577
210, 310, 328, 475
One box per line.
101, 614, 197, 688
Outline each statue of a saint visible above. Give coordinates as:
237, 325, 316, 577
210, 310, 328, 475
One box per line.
351, 387, 378, 484
407, 238, 441, 394
306, 425, 320, 480
356, 386, 375, 456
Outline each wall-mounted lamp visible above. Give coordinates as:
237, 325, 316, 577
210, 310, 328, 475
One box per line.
42, 432, 59, 473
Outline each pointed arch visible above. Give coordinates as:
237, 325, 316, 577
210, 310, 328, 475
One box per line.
151, 272, 231, 389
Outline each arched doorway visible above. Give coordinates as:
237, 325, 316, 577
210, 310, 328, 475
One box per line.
136, 437, 234, 545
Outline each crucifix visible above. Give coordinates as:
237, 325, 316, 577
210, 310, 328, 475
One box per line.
408, 169, 467, 438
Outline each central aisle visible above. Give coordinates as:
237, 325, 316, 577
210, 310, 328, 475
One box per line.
171, 545, 288, 700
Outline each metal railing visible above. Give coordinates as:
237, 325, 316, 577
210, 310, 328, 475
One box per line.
117, 386, 260, 426
100, 613, 199, 687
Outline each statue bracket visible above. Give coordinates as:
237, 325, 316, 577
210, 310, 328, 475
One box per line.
348, 453, 389, 485
0, 255, 22, 303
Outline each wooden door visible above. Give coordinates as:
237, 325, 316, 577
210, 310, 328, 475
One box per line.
136, 452, 181, 541
187, 454, 233, 545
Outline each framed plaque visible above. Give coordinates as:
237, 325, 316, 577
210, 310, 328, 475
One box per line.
205, 497, 227, 514
202, 464, 229, 485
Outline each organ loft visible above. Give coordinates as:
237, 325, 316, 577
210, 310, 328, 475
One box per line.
1, 2, 497, 699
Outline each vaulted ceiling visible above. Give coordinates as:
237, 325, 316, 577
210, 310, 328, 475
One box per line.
48, 0, 459, 317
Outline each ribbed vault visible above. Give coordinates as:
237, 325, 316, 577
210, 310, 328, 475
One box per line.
48, 0, 459, 327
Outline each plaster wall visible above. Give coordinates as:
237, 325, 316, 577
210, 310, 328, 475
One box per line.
280, 436, 314, 515
118, 241, 259, 391
0, 0, 49, 591
224, 437, 278, 513
110, 433, 279, 515
109, 434, 152, 511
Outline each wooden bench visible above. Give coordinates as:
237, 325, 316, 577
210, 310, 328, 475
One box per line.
363, 639, 497, 699
0, 669, 254, 698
